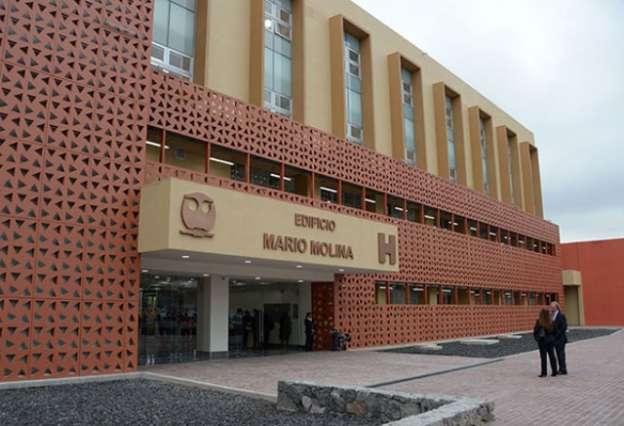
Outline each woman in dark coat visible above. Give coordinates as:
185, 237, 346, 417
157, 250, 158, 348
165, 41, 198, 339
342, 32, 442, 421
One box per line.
533, 308, 558, 377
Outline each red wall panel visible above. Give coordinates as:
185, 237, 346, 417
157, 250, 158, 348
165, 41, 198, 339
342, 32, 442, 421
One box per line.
0, 0, 152, 381
562, 239, 624, 326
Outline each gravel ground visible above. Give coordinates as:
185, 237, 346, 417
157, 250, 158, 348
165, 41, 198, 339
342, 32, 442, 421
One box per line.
382, 328, 620, 358
0, 379, 379, 426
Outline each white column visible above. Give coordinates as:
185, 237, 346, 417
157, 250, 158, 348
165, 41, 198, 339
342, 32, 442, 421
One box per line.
197, 275, 229, 354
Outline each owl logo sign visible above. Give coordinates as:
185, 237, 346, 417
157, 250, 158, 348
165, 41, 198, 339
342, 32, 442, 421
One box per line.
180, 192, 216, 238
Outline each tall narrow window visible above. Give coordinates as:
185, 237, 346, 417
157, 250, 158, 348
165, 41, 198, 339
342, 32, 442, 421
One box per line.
151, 0, 196, 79
479, 117, 489, 194
401, 69, 416, 164
344, 33, 363, 144
264, 0, 293, 117
445, 95, 457, 182
507, 138, 515, 203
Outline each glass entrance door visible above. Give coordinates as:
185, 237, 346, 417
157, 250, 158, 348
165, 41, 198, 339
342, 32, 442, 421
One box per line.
139, 273, 198, 365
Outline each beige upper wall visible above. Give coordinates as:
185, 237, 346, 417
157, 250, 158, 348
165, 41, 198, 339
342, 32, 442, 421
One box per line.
198, 0, 539, 212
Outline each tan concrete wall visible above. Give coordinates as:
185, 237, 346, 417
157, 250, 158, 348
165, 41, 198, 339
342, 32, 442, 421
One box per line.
138, 178, 399, 272
198, 0, 538, 209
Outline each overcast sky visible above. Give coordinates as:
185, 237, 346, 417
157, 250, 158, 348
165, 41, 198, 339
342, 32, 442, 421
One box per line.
352, 0, 624, 243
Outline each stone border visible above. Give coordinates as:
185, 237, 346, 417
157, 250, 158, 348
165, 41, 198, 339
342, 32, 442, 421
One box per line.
277, 381, 494, 426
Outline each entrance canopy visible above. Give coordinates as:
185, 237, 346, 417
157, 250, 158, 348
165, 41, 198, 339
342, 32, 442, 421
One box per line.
138, 178, 400, 275
142, 250, 341, 282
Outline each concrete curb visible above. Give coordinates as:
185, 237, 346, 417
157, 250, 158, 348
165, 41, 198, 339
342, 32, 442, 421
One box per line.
142, 372, 277, 402
0, 371, 276, 403
0, 372, 142, 391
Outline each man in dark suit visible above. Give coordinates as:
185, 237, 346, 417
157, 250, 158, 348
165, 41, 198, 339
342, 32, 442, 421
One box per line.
550, 301, 568, 375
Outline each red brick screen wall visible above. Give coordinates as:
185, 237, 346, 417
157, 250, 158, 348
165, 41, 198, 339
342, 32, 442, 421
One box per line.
148, 73, 562, 349
0, 0, 152, 381
561, 239, 624, 326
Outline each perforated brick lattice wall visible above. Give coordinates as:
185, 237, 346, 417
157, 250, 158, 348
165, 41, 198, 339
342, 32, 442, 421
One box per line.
149, 72, 560, 243
0, 0, 152, 381
147, 73, 562, 350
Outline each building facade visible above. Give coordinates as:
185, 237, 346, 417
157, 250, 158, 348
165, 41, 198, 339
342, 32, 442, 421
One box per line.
561, 238, 624, 327
0, 0, 561, 382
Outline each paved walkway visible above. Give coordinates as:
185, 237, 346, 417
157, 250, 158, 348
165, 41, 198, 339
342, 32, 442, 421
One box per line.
145, 330, 624, 425
146, 350, 483, 395
381, 330, 624, 425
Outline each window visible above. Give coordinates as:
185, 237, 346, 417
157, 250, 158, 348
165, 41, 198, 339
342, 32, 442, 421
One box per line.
458, 288, 470, 304
479, 222, 489, 240
537, 293, 544, 304
427, 286, 439, 304
528, 292, 537, 305
284, 166, 310, 196
406, 202, 421, 223
389, 283, 406, 304
251, 156, 281, 189
441, 287, 454, 304
152, 0, 196, 79
210, 145, 246, 182
342, 182, 363, 209
489, 226, 499, 242
483, 290, 493, 305
146, 127, 163, 162
387, 196, 404, 219
424, 207, 438, 227
518, 234, 526, 248
364, 189, 384, 214
401, 69, 416, 164
470, 289, 481, 305
440, 211, 453, 231
454, 215, 466, 234
409, 285, 426, 305
501, 229, 510, 245
164, 132, 205, 172
479, 116, 489, 193
316, 175, 339, 204
503, 291, 513, 305
264, 0, 293, 117
445, 95, 458, 182
375, 282, 387, 304
468, 219, 478, 237
506, 130, 517, 203
493, 290, 501, 305
345, 33, 363, 143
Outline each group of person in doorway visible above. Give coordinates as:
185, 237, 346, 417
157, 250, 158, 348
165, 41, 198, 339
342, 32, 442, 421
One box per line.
533, 301, 568, 377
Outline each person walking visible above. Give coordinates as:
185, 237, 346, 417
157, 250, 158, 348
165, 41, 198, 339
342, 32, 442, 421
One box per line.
304, 312, 314, 352
534, 308, 558, 377
550, 301, 568, 375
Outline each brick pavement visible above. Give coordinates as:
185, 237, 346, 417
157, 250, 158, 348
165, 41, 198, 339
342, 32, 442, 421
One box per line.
381, 330, 624, 425
146, 330, 624, 425
146, 350, 483, 395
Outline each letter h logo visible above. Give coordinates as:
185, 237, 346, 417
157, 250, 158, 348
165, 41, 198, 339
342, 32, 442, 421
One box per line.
378, 233, 397, 265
